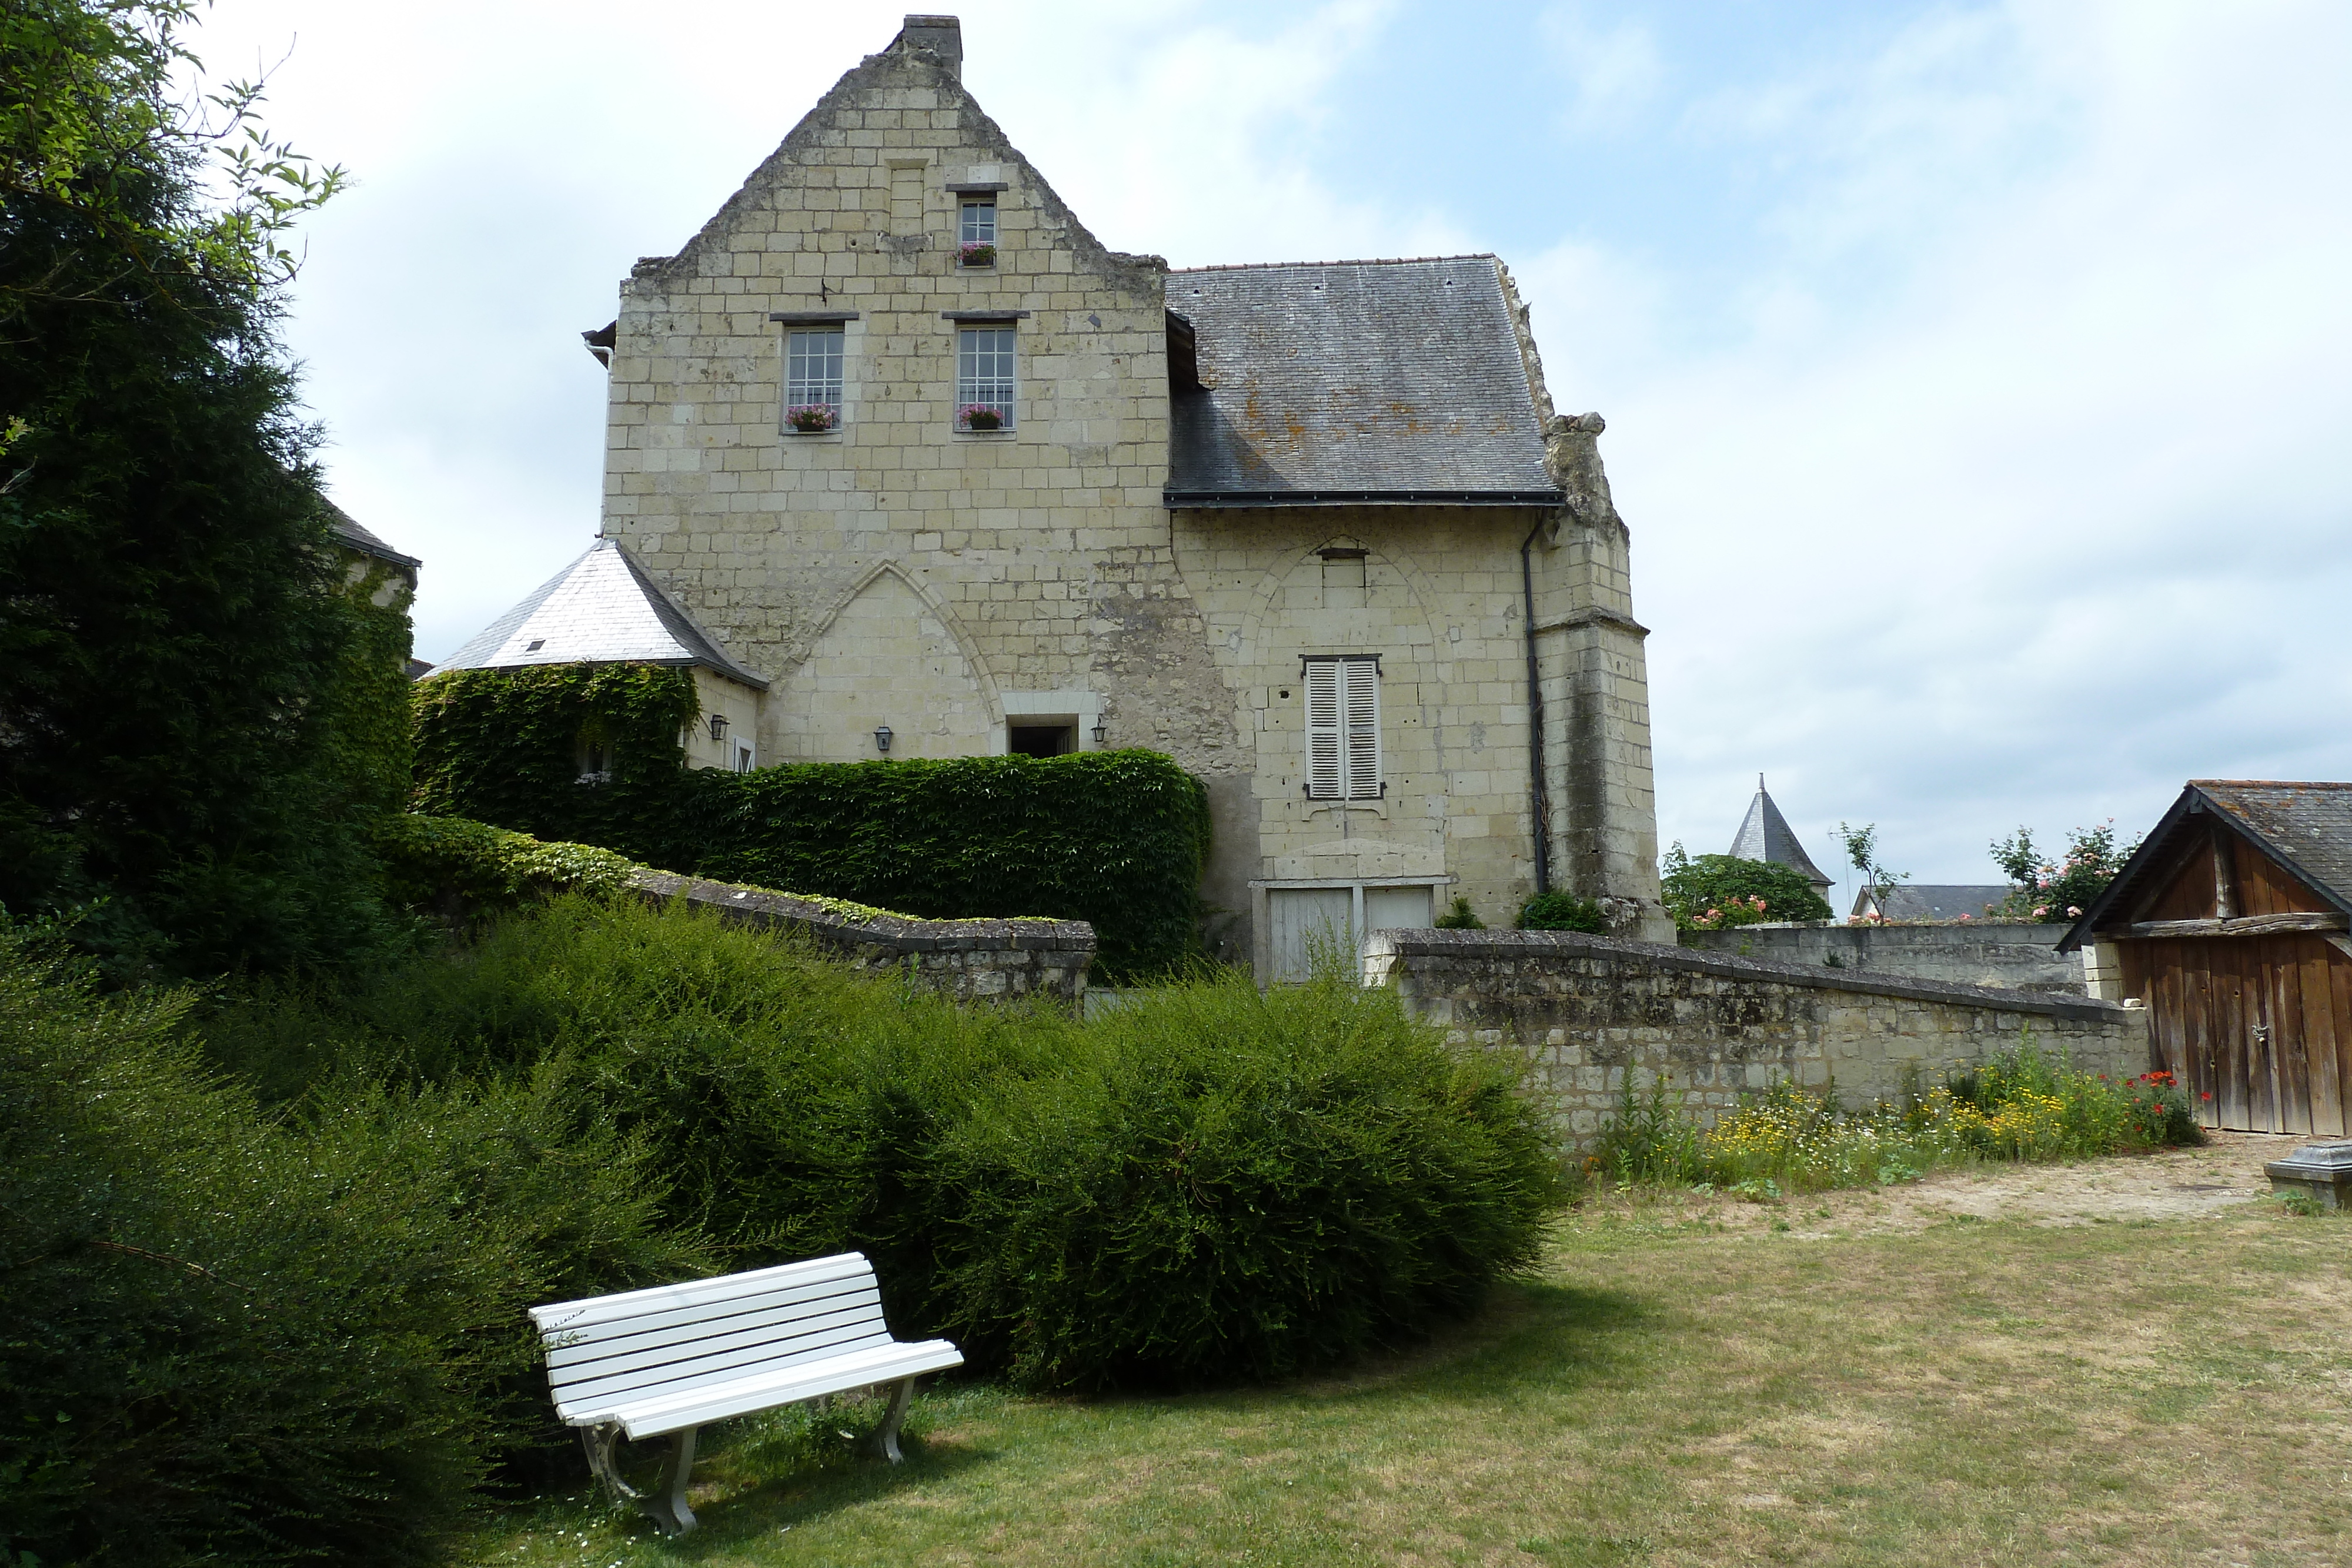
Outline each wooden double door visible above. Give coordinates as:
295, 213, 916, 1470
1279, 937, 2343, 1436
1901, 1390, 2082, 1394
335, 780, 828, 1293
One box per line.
2130, 934, 2352, 1135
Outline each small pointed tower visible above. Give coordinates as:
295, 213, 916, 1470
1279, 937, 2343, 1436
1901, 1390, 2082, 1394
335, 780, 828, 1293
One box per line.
1730, 774, 1833, 906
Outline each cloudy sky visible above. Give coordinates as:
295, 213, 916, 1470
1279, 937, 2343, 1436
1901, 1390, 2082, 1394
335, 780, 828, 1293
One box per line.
194, 0, 2350, 898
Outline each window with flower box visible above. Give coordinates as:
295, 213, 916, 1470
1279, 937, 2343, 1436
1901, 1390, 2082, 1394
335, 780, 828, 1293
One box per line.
956, 326, 1015, 430
957, 196, 996, 266
783, 327, 844, 433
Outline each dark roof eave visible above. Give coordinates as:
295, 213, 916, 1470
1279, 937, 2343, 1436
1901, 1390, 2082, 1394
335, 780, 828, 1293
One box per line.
340, 537, 423, 571
2056, 782, 2352, 951
1164, 490, 1566, 509
420, 653, 771, 691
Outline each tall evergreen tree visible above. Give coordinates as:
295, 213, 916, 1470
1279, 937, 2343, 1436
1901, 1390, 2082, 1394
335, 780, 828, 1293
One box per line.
0, 0, 389, 975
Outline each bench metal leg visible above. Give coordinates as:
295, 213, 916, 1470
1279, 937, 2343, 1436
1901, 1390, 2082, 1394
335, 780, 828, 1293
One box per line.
646, 1426, 699, 1536
578, 1422, 700, 1537
579, 1424, 643, 1510
868, 1376, 916, 1464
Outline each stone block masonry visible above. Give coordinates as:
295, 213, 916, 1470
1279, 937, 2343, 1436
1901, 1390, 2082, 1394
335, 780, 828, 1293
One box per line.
1361, 927, 2149, 1143
632, 870, 1091, 1004
1680, 921, 2087, 994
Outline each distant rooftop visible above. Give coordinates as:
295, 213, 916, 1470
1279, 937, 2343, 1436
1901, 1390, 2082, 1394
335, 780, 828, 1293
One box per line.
1730, 777, 1832, 890
427, 537, 767, 688
1164, 256, 1563, 507
1855, 885, 2013, 922
323, 499, 419, 571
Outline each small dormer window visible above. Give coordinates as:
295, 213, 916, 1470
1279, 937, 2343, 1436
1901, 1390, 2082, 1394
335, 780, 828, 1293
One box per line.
958, 197, 995, 266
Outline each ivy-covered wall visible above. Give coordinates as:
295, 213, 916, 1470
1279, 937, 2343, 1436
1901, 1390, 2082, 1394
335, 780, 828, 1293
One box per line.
409, 666, 1212, 975
411, 665, 700, 864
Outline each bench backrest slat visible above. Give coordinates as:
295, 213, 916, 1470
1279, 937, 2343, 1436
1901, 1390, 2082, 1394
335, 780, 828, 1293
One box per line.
544, 1274, 880, 1370
533, 1251, 913, 1423
552, 1298, 890, 1407
529, 1252, 870, 1335
554, 1318, 899, 1419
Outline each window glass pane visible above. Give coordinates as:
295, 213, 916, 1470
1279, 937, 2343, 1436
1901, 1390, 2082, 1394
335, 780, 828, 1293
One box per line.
960, 199, 996, 245
956, 326, 1015, 427
784, 329, 844, 424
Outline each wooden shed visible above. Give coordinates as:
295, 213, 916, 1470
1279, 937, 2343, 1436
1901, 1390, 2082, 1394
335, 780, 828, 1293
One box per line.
2060, 781, 2352, 1135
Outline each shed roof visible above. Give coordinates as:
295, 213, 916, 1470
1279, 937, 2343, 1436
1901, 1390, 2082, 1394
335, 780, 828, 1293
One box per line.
323, 499, 420, 571
2058, 780, 2352, 950
1729, 777, 1833, 888
427, 537, 767, 689
1164, 256, 1563, 507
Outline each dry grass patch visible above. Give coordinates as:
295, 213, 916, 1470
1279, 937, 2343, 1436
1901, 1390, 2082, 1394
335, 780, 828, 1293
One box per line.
470, 1152, 2350, 1567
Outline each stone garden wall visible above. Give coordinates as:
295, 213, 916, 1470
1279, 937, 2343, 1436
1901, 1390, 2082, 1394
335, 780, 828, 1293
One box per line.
1361, 928, 2147, 1142
1679, 921, 2085, 994
632, 871, 1091, 1004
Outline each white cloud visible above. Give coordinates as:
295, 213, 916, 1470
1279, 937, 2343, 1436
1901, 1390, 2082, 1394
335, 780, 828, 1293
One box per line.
1546, 0, 2352, 881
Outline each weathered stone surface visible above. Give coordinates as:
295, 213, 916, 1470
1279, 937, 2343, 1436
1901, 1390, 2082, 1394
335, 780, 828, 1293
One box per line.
2264, 1139, 2352, 1209
593, 24, 1675, 972
1680, 921, 2087, 994
630, 870, 1091, 1004
1362, 927, 2149, 1143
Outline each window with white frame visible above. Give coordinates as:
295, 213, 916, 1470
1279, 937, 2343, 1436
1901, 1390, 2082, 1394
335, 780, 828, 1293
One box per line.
956, 327, 1015, 429
1302, 656, 1381, 800
784, 328, 844, 431
958, 198, 995, 247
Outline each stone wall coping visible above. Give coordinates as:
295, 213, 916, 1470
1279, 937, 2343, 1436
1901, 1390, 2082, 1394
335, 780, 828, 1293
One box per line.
1364, 927, 2129, 1023
630, 871, 1096, 955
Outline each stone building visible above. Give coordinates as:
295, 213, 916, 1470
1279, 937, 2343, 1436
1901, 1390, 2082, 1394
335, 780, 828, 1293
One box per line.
542, 14, 1669, 974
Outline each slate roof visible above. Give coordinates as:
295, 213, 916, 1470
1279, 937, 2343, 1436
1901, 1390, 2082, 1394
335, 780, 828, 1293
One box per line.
1729, 777, 1833, 888
427, 537, 768, 689
1855, 885, 2013, 922
2059, 780, 2352, 948
323, 499, 420, 571
1164, 256, 1563, 506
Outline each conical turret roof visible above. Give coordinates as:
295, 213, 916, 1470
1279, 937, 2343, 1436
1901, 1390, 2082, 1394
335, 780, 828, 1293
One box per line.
1730, 775, 1832, 890
427, 537, 767, 688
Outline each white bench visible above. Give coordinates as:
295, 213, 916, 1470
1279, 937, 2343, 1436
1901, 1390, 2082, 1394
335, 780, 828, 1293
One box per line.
528, 1251, 963, 1534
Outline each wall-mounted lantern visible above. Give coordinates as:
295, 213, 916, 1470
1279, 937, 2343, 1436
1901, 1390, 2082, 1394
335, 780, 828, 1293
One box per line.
1091, 717, 1108, 745
874, 724, 893, 754
707, 714, 729, 742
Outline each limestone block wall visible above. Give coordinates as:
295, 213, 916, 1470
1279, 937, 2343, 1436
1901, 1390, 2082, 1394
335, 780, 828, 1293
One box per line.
632, 871, 1091, 1004
1680, 922, 2087, 995
1361, 927, 2149, 1143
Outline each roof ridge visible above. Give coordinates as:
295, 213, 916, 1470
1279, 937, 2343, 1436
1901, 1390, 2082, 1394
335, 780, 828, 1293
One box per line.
2191, 779, 2352, 788
1170, 253, 1498, 274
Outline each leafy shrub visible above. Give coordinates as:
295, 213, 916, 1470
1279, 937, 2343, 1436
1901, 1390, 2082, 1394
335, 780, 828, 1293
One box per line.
917, 971, 1563, 1389
1519, 891, 1607, 932
1435, 894, 1486, 928
1659, 845, 1833, 931
0, 924, 702, 1567
203, 897, 1564, 1393
367, 810, 642, 920
1989, 820, 2137, 922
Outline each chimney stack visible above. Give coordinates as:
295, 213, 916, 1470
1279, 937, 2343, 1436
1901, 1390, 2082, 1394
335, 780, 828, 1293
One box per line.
897, 15, 963, 79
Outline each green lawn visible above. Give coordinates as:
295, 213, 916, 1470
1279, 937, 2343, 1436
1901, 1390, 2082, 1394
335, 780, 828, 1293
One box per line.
473, 1176, 2352, 1567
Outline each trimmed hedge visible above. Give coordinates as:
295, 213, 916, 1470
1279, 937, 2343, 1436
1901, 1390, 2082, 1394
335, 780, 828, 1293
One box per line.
689, 752, 1210, 977
366, 811, 640, 919
410, 667, 1213, 975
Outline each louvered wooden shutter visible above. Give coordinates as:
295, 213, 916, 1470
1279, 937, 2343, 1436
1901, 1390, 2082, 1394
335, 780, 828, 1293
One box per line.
1305, 659, 1342, 798
1342, 658, 1379, 798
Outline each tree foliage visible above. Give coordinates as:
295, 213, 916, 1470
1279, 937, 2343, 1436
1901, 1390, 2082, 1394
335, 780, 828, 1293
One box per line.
0, 0, 387, 976
1660, 842, 1834, 931
1990, 820, 2136, 922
